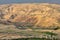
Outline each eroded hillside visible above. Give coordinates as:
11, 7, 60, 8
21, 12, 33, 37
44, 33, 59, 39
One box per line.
0, 3, 60, 29
0, 3, 60, 39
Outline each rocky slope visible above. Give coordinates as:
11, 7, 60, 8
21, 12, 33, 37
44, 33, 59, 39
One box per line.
0, 3, 60, 29
0, 3, 60, 39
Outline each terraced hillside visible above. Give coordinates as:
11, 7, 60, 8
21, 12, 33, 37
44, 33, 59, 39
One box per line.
0, 3, 60, 39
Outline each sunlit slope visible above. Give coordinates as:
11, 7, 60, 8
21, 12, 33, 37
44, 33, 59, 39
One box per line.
0, 3, 60, 28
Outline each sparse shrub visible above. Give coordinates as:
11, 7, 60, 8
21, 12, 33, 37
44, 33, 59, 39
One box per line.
10, 38, 53, 40
42, 32, 57, 40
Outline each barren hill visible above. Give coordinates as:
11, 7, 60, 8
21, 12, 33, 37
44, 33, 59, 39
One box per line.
0, 3, 60, 29
0, 3, 60, 39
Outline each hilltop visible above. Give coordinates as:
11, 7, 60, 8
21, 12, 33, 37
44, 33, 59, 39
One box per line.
0, 3, 60, 28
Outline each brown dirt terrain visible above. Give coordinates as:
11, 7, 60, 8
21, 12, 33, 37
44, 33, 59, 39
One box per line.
0, 3, 60, 39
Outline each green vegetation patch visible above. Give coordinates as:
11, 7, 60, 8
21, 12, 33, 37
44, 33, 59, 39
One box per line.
42, 32, 57, 36
11, 38, 53, 40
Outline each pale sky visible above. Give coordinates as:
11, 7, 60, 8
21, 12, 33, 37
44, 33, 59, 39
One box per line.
0, 0, 60, 4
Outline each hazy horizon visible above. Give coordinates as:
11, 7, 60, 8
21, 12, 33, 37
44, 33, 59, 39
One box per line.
0, 0, 60, 4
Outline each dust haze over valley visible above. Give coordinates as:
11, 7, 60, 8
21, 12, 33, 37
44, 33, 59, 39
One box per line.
0, 3, 60, 39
